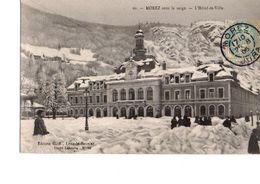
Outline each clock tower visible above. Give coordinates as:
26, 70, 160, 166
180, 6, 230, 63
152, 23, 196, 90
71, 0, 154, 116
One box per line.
133, 25, 147, 60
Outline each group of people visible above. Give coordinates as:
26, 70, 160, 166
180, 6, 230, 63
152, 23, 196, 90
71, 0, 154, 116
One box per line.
170, 116, 191, 129
170, 115, 213, 129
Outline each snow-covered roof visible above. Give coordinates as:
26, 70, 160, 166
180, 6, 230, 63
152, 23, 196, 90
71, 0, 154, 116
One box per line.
67, 63, 259, 95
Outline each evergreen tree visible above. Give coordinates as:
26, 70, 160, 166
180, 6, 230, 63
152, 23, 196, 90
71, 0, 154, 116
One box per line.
39, 72, 68, 119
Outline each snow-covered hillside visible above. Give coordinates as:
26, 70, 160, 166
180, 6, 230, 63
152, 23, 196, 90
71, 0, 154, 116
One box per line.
146, 21, 260, 90
21, 43, 102, 65
20, 116, 255, 154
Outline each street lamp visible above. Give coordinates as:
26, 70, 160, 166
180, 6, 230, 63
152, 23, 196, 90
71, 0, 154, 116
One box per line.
250, 110, 253, 127
83, 88, 89, 131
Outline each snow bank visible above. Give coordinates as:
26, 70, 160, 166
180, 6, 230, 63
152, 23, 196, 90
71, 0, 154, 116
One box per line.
20, 117, 253, 154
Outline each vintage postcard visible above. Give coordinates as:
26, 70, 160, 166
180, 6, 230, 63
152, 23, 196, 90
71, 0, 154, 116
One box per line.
20, 0, 260, 154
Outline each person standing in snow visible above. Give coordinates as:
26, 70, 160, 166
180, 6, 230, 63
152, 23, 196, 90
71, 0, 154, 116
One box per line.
248, 129, 260, 154
171, 116, 178, 129
178, 116, 185, 127
199, 117, 204, 125
183, 115, 191, 127
207, 116, 212, 126
223, 117, 231, 130
33, 110, 49, 136
194, 116, 199, 124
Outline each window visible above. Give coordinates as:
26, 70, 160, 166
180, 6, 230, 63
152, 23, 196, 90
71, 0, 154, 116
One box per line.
209, 105, 215, 116
209, 73, 214, 82
185, 90, 191, 99
120, 89, 126, 100
147, 87, 153, 100
218, 105, 225, 116
175, 76, 180, 83
209, 88, 215, 98
96, 96, 100, 103
218, 88, 224, 98
200, 106, 206, 116
175, 90, 180, 100
112, 90, 118, 102
138, 88, 144, 100
89, 96, 92, 103
80, 109, 83, 115
75, 97, 78, 104
80, 97, 83, 104
97, 82, 100, 90
165, 91, 170, 100
165, 77, 169, 84
104, 95, 107, 103
200, 89, 206, 99
70, 97, 73, 103
129, 88, 135, 100
185, 74, 190, 83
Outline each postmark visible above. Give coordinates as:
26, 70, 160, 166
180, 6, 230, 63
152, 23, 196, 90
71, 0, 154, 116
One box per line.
220, 22, 260, 66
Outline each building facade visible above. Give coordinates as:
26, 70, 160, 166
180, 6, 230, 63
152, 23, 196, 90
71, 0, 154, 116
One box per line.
67, 28, 260, 118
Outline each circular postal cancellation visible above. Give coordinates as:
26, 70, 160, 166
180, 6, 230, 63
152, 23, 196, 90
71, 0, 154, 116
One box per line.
220, 22, 260, 66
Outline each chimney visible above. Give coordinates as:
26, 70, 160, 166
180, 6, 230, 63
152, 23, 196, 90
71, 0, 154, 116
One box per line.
162, 61, 166, 70
231, 70, 238, 80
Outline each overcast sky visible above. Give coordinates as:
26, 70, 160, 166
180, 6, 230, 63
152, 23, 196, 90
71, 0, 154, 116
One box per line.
21, 0, 260, 25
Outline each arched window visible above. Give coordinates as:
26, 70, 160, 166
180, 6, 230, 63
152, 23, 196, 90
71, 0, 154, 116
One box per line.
138, 107, 144, 117
146, 106, 153, 117
137, 88, 144, 100
174, 106, 182, 117
89, 109, 94, 117
164, 106, 171, 116
80, 109, 83, 115
218, 105, 225, 116
129, 88, 135, 100
112, 90, 118, 102
103, 108, 107, 117
147, 87, 153, 100
120, 107, 127, 117
112, 107, 118, 117
209, 105, 215, 116
129, 107, 136, 118
96, 108, 101, 118
200, 106, 206, 116
184, 106, 192, 117
120, 89, 126, 100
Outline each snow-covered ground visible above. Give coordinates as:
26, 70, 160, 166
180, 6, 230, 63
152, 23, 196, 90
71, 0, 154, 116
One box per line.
20, 116, 256, 154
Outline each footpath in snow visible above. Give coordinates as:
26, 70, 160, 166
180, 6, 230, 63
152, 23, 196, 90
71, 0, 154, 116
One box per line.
20, 116, 255, 154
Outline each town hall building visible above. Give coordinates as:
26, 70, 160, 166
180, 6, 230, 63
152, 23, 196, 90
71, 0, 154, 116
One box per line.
67, 28, 260, 118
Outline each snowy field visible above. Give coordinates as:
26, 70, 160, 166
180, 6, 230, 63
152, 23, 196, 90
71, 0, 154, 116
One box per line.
20, 116, 255, 154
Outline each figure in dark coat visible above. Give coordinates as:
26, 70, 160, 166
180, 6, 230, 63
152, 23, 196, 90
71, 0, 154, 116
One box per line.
207, 117, 212, 126
194, 116, 199, 124
33, 110, 49, 136
248, 129, 260, 154
223, 117, 231, 130
171, 116, 178, 129
178, 116, 185, 127
199, 117, 204, 125
183, 116, 191, 127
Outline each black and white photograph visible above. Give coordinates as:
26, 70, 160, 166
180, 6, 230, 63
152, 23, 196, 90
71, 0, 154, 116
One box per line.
19, 0, 260, 154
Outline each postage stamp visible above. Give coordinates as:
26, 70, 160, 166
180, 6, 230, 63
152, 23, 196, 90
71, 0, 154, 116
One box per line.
220, 22, 260, 66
